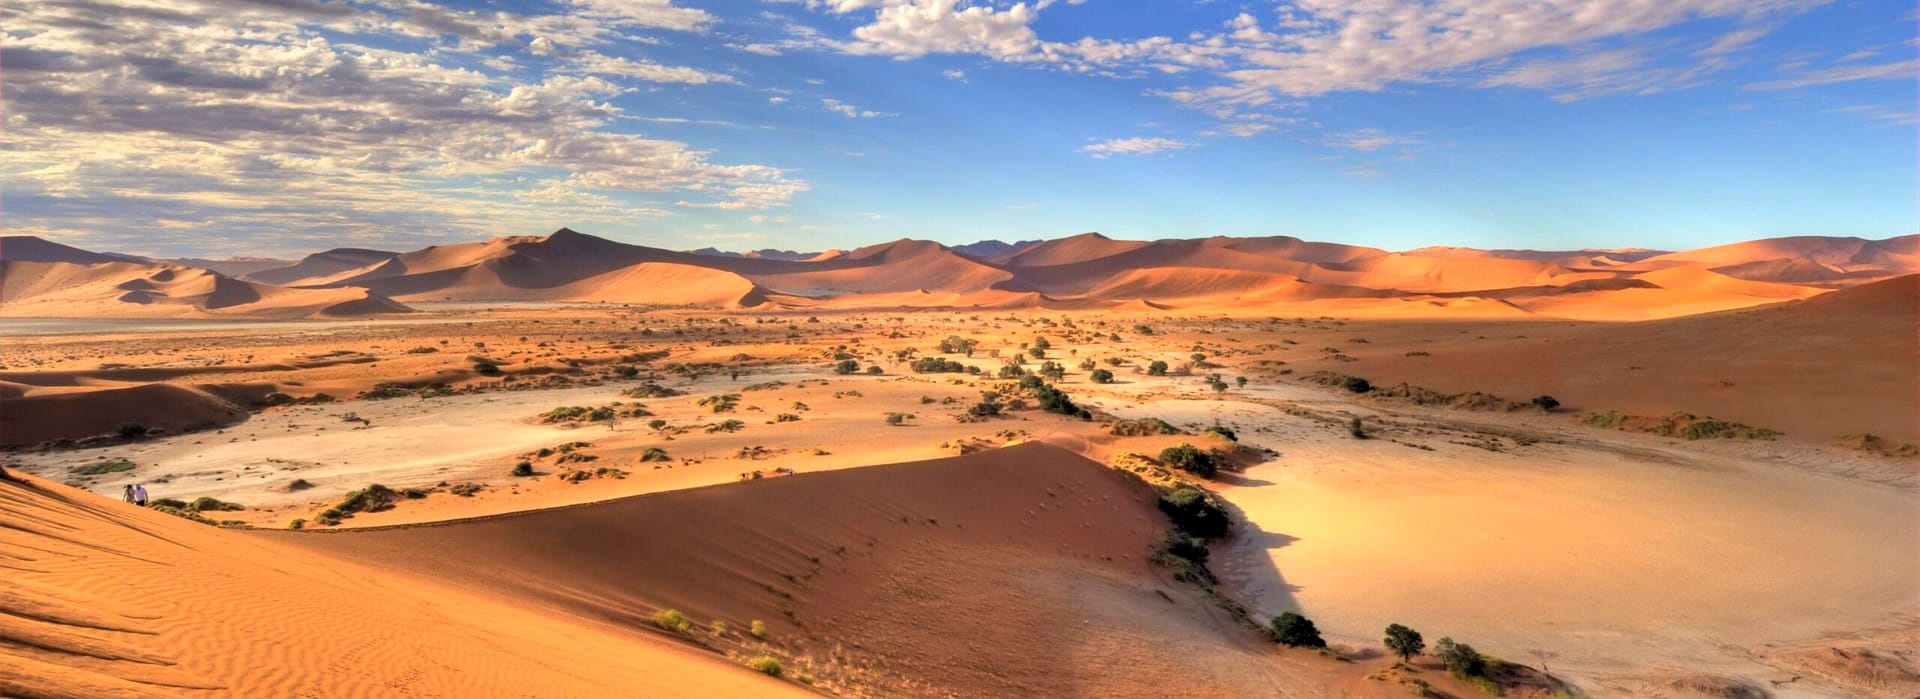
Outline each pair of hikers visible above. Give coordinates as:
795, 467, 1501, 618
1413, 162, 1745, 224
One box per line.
122, 483, 150, 506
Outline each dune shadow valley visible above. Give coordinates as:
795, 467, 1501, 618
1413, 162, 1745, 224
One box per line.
1, 226, 1915, 699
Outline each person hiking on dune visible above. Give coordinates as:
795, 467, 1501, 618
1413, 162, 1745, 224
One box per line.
124, 484, 137, 504
133, 484, 149, 507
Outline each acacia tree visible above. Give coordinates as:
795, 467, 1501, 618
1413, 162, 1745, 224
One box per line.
1384, 624, 1424, 662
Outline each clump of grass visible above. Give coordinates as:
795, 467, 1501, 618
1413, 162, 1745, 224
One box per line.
71, 458, 135, 476
710, 620, 729, 637
652, 608, 692, 634
749, 619, 769, 640
639, 447, 671, 462
746, 655, 782, 677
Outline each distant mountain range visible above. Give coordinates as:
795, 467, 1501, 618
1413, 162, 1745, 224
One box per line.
2, 230, 1913, 321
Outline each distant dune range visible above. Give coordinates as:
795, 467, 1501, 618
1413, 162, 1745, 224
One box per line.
3, 229, 1912, 320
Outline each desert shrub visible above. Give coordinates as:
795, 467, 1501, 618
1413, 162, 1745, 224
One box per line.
1147, 360, 1169, 376
288, 518, 305, 530
885, 412, 913, 426
555, 452, 598, 464
1109, 417, 1178, 436
1089, 368, 1115, 384
1531, 395, 1561, 412
710, 620, 728, 636
511, 461, 535, 477
335, 484, 400, 516
968, 393, 1004, 418
313, 510, 343, 526
190, 496, 244, 512
651, 608, 693, 634
72, 458, 136, 476
448, 482, 482, 497
1165, 534, 1209, 563
1435, 637, 1486, 677
937, 336, 978, 355
776, 413, 801, 422
1032, 337, 1051, 350
1079, 358, 1098, 371
150, 497, 190, 509
1037, 361, 1065, 380
640, 447, 671, 462
472, 359, 501, 375
698, 393, 741, 413
865, 365, 884, 375
911, 357, 968, 373
747, 655, 783, 677
706, 419, 746, 434
1159, 443, 1218, 478
1270, 612, 1326, 648
833, 358, 859, 374
1204, 424, 1237, 442
1384, 624, 1425, 661
750, 619, 769, 639
115, 422, 149, 440
1349, 416, 1368, 439
1158, 486, 1229, 539
623, 382, 684, 398
1342, 376, 1373, 393
1031, 383, 1089, 419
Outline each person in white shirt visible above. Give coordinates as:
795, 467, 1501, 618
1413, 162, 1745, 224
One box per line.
132, 484, 149, 507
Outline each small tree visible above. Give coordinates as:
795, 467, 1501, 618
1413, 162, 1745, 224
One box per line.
833, 359, 859, 374
1089, 368, 1115, 384
1147, 360, 1170, 376
1384, 624, 1425, 662
1157, 486, 1229, 539
1270, 612, 1326, 648
1159, 443, 1218, 478
1435, 637, 1486, 677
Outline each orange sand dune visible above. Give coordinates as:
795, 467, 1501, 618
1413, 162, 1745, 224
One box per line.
1081, 267, 1394, 303
1623, 234, 1918, 285
0, 381, 250, 446
1313, 274, 1920, 441
0, 474, 809, 698
0, 259, 409, 319
1506, 266, 1824, 320
279, 443, 1307, 697
994, 231, 1151, 266
243, 248, 396, 286
743, 238, 1021, 295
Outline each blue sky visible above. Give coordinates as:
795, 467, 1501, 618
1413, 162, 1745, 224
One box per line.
4, 0, 1914, 257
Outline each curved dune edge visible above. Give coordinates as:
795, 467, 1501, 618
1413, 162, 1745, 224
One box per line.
0, 473, 811, 698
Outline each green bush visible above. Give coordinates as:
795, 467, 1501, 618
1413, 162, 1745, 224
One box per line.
1109, 417, 1177, 436
651, 608, 692, 634
833, 359, 860, 374
1090, 368, 1115, 384
750, 619, 769, 639
1435, 637, 1486, 677
511, 461, 535, 477
910, 357, 968, 373
1147, 360, 1169, 376
1342, 376, 1373, 393
1159, 443, 1218, 478
747, 655, 783, 677
640, 448, 671, 462
1270, 612, 1326, 648
1031, 383, 1089, 419
1158, 486, 1229, 539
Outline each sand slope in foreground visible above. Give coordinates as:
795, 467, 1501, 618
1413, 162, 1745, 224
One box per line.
0, 474, 808, 699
